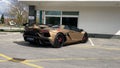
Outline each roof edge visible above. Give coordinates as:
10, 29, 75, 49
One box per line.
18, 0, 120, 1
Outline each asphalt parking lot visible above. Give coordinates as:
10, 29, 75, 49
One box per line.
0, 32, 120, 68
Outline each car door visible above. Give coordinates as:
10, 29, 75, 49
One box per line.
68, 26, 82, 41
69, 30, 81, 41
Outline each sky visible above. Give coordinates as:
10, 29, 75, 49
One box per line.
0, 0, 17, 17
0, 0, 9, 14
0, 0, 28, 18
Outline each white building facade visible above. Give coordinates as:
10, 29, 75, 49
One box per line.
19, 0, 120, 36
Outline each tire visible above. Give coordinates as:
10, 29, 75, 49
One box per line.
23, 37, 27, 41
29, 41, 35, 44
52, 33, 65, 48
81, 32, 88, 43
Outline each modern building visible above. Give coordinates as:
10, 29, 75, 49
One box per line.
19, 0, 120, 36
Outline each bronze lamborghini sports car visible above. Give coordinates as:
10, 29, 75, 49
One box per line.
23, 24, 88, 48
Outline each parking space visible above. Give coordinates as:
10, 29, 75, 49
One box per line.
0, 32, 120, 68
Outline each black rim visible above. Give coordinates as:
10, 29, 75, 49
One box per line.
81, 33, 88, 43
54, 34, 64, 48
57, 35, 63, 44
82, 35, 87, 41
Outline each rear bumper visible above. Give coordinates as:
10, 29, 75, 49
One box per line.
23, 34, 52, 44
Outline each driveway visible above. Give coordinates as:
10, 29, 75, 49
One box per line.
0, 32, 120, 68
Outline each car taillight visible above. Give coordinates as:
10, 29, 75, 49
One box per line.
57, 28, 61, 31
40, 30, 48, 33
39, 30, 50, 37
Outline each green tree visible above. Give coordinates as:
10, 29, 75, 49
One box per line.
1, 14, 4, 24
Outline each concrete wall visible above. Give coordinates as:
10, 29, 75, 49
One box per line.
78, 7, 120, 35
37, 6, 120, 35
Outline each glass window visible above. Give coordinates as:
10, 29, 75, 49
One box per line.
64, 25, 70, 30
70, 26, 82, 32
62, 11, 79, 15
44, 11, 79, 27
46, 17, 60, 25
45, 11, 61, 15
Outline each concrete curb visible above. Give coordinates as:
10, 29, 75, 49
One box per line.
0, 29, 24, 32
88, 33, 120, 39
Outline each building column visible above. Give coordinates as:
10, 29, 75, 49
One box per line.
28, 5, 36, 25
39, 10, 42, 24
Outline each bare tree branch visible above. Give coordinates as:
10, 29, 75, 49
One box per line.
8, 0, 28, 25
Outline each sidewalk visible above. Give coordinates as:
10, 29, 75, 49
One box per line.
0, 26, 24, 32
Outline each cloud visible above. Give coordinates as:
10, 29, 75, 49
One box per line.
0, 0, 10, 15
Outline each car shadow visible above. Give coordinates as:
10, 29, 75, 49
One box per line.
13, 41, 53, 48
63, 42, 85, 47
13, 41, 85, 48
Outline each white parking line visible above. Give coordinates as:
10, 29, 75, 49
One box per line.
115, 30, 120, 35
89, 38, 95, 46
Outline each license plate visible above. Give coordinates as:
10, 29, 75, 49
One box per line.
27, 38, 34, 41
